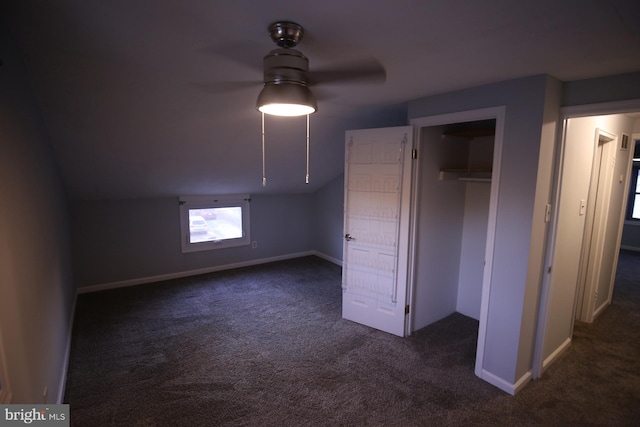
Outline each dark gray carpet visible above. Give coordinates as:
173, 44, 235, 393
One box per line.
65, 253, 640, 426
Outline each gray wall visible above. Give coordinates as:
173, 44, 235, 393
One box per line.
312, 174, 345, 263
69, 104, 404, 291
408, 75, 562, 390
0, 26, 75, 403
71, 193, 315, 288
562, 71, 640, 107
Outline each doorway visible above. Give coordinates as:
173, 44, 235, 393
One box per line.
575, 129, 617, 322
409, 107, 505, 381
411, 119, 495, 329
534, 107, 639, 378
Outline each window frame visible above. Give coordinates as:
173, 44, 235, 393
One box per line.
626, 162, 640, 222
179, 194, 251, 253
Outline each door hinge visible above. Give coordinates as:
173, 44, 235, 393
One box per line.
405, 305, 410, 314
411, 148, 417, 159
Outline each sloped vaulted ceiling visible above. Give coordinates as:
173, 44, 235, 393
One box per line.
4, 0, 640, 199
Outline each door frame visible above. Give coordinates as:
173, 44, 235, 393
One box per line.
533, 98, 640, 378
577, 129, 617, 322
408, 106, 506, 377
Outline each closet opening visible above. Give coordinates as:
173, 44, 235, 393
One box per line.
411, 118, 495, 327
408, 116, 504, 381
408, 107, 504, 388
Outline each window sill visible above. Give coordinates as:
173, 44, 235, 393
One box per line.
624, 220, 640, 227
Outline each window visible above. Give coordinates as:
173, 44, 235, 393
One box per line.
627, 163, 640, 221
179, 194, 251, 252
626, 140, 640, 222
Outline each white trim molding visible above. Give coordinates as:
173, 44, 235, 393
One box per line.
77, 251, 333, 294
313, 251, 343, 267
541, 337, 571, 375
478, 369, 532, 396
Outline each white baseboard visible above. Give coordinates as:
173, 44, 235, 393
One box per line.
512, 370, 533, 394
77, 251, 340, 294
592, 299, 610, 321
313, 251, 343, 267
477, 368, 532, 395
541, 337, 571, 375
57, 293, 77, 404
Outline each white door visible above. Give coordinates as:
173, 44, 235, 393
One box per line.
342, 126, 413, 337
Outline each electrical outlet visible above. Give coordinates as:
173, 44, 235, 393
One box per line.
43, 386, 48, 404
251, 241, 258, 249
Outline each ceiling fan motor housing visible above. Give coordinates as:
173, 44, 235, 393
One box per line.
257, 21, 317, 115
263, 48, 310, 86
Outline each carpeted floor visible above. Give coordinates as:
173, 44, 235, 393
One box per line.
64, 252, 640, 426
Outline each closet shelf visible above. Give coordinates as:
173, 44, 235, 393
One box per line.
439, 168, 492, 183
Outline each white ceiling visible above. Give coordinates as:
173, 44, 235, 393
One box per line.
5, 0, 640, 200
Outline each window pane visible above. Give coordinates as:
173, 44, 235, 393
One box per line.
189, 207, 243, 243
633, 195, 640, 220
636, 173, 640, 193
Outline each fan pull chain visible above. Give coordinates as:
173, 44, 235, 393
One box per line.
305, 114, 310, 184
262, 113, 311, 187
261, 112, 267, 187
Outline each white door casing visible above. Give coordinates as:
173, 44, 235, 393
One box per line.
533, 102, 640, 379
578, 129, 616, 322
342, 126, 414, 337
532, 117, 593, 377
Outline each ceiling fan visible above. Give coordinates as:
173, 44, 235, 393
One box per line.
205, 21, 387, 186
256, 21, 386, 116
203, 21, 387, 116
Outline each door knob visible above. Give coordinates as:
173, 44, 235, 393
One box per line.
345, 233, 355, 241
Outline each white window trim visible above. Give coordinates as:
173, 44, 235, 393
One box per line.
179, 194, 251, 253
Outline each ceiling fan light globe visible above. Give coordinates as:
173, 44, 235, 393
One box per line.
256, 83, 317, 117
258, 103, 316, 117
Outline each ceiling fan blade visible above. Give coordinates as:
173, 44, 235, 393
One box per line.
200, 41, 265, 72
310, 86, 336, 102
309, 57, 386, 86
191, 81, 260, 94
